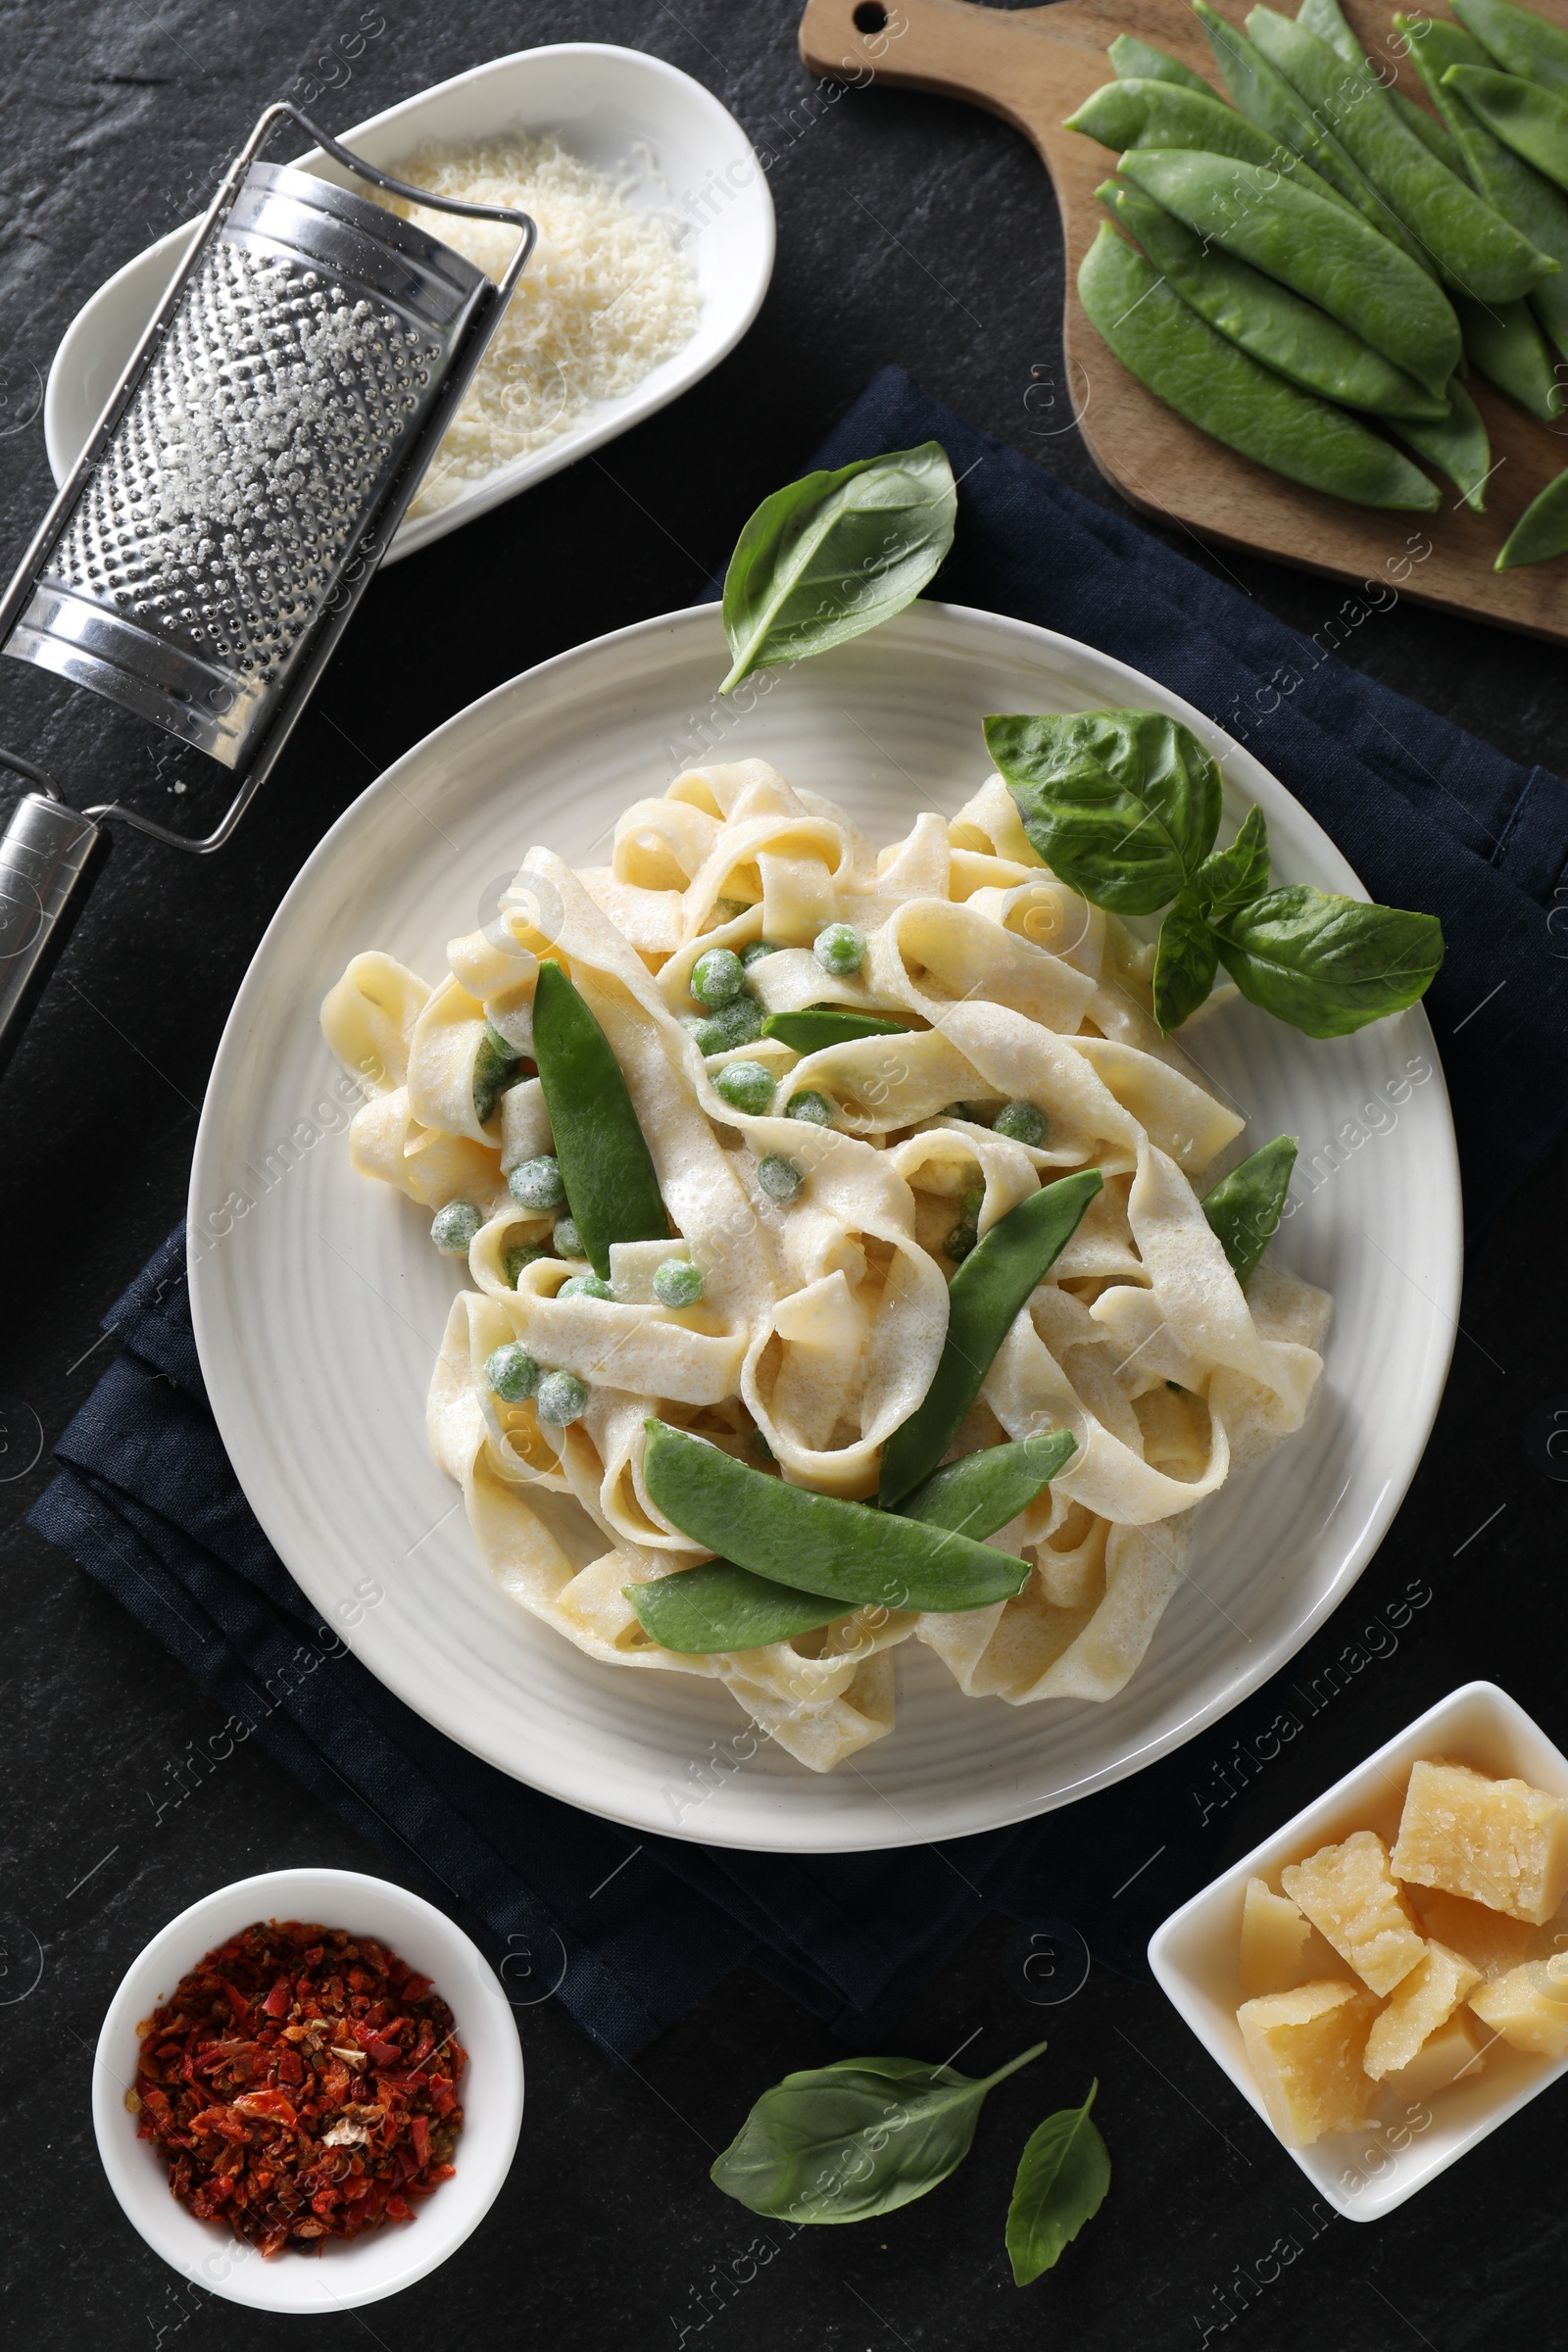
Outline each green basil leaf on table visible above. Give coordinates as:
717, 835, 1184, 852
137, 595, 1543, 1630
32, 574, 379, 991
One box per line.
1209, 888, 1445, 1038
1201, 1135, 1298, 1288
1194, 804, 1272, 926
879, 1172, 1103, 1506
718, 443, 956, 694
531, 961, 667, 1279
983, 710, 1224, 914
1152, 884, 1221, 1034
1005, 2080, 1112, 2287
710, 2041, 1049, 2224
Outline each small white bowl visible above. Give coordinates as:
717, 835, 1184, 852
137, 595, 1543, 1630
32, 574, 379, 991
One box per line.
1149, 1682, 1568, 2221
45, 43, 774, 564
93, 1868, 523, 2313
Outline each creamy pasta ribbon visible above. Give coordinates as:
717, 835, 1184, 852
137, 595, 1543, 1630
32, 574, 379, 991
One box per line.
324, 758, 1330, 1772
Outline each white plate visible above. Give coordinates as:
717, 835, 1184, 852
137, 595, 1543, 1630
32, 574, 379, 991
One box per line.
44, 44, 773, 564
1149, 1684, 1568, 2220
188, 600, 1462, 1851
94, 1867, 523, 2311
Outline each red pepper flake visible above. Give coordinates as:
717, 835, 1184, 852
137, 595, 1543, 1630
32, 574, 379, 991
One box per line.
134, 1921, 464, 2257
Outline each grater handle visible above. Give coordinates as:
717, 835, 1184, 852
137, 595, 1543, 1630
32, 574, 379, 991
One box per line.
0, 791, 103, 1076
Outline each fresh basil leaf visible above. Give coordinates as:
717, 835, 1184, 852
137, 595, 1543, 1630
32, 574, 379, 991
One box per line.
719, 443, 957, 693
710, 2039, 1048, 2224
1152, 886, 1220, 1033
1211, 887, 1445, 1038
985, 710, 1224, 915
1194, 804, 1271, 927
1005, 2080, 1111, 2287
1201, 1135, 1298, 1287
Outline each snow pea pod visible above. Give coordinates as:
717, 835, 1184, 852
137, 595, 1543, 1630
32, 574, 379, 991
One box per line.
1455, 289, 1564, 417
1193, 0, 1431, 266
531, 960, 667, 1279
1108, 31, 1213, 91
1453, 0, 1568, 93
1389, 375, 1493, 510
1246, 7, 1556, 301
899, 1428, 1078, 1535
1390, 88, 1468, 177
1098, 175, 1449, 418
1443, 66, 1568, 197
1400, 13, 1568, 357
1201, 1136, 1298, 1288
1078, 225, 1441, 510
760, 1007, 909, 1052
1068, 77, 1354, 212
1496, 463, 1568, 566
642, 1422, 1032, 1612
1116, 150, 1462, 394
879, 1170, 1102, 1507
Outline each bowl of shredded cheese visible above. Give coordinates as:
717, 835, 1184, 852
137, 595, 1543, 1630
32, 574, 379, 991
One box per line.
45, 43, 774, 561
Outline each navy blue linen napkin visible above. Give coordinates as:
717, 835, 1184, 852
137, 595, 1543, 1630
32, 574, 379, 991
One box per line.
30, 370, 1568, 2063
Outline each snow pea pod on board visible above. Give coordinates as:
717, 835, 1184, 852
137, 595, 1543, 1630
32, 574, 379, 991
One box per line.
1108, 30, 1213, 91
1453, 289, 1564, 418
640, 1423, 1033, 1612
1444, 66, 1568, 197
1098, 174, 1449, 418
1115, 150, 1462, 394
1496, 462, 1568, 565
1246, 7, 1556, 302
1453, 0, 1568, 92
1389, 375, 1494, 509
1077, 224, 1442, 510
1067, 77, 1355, 212
1193, 0, 1431, 267
531, 960, 668, 1279
1400, 13, 1568, 358
1391, 86, 1468, 176
879, 1171, 1102, 1507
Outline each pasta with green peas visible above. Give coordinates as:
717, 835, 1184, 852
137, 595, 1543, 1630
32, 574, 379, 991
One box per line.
321, 755, 1330, 1773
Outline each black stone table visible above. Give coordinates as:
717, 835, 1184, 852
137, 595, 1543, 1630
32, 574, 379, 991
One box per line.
2, 4, 1565, 2346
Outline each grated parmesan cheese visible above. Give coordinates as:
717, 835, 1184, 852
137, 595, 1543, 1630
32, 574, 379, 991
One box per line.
386, 133, 702, 514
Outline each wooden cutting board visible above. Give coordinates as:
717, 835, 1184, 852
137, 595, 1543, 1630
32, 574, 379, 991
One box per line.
798, 0, 1568, 642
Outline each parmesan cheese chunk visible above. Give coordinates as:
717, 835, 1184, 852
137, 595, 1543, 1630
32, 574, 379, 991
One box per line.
1281, 1831, 1428, 1994
1377, 2009, 1486, 2106
1237, 1980, 1382, 2146
1412, 1888, 1536, 1981
1470, 1958, 1568, 2061
1239, 1876, 1348, 1996
1392, 1760, 1568, 1925
1363, 1939, 1481, 2081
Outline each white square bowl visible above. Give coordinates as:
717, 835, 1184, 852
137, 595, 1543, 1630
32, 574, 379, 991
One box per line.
1148, 1682, 1568, 2220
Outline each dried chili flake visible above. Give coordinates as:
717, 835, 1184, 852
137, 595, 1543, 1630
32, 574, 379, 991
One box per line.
133, 1920, 465, 2256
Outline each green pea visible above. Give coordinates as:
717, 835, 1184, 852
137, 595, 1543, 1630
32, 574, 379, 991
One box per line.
472, 1020, 523, 1126
711, 896, 755, 923
503, 1242, 550, 1287
691, 947, 747, 1006
532, 961, 667, 1280
1069, 76, 1360, 217
900, 1428, 1078, 1537
944, 1222, 978, 1263
1453, 0, 1568, 93
712, 1059, 777, 1115
1107, 31, 1212, 91
959, 1186, 985, 1222
1078, 228, 1441, 512
740, 939, 782, 967
553, 1213, 584, 1259
508, 1153, 565, 1210
993, 1100, 1052, 1149
1246, 5, 1557, 303
1389, 377, 1493, 511
485, 1342, 540, 1401
812, 922, 866, 977
559, 1272, 613, 1300
1115, 151, 1461, 396
784, 1090, 835, 1127
761, 1007, 909, 1051
1097, 176, 1450, 419
686, 995, 764, 1054
431, 1200, 482, 1254
879, 1171, 1102, 1507
640, 1421, 1031, 1612
1454, 291, 1563, 419
1495, 463, 1568, 567
536, 1369, 590, 1427
1444, 66, 1568, 197
758, 1153, 804, 1203
653, 1257, 705, 1308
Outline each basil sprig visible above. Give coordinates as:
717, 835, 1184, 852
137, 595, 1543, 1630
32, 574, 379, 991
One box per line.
1005, 2081, 1111, 2287
719, 443, 957, 693
985, 712, 1444, 1040
710, 2039, 1047, 2224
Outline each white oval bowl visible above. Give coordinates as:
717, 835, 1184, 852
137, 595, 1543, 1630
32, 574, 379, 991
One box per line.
187, 598, 1462, 1852
93, 1868, 523, 2313
45, 43, 773, 564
